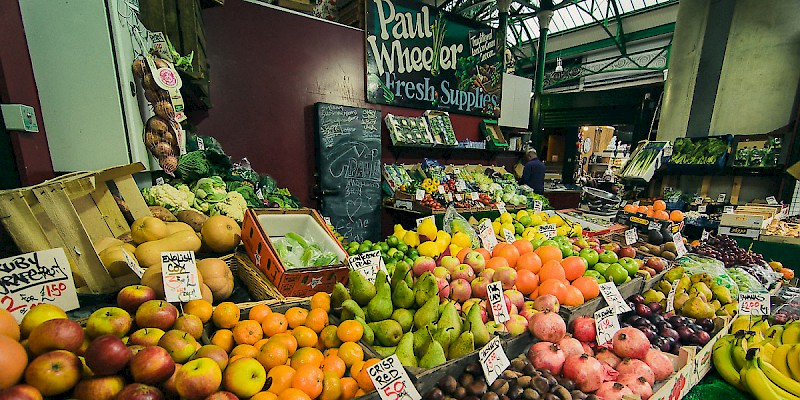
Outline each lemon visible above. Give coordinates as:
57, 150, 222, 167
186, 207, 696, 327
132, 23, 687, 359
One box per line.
492, 221, 502, 235
449, 244, 463, 257
556, 225, 570, 237
499, 212, 513, 224
501, 222, 515, 235
417, 241, 440, 258
547, 215, 565, 227
403, 231, 420, 248
518, 215, 533, 227
538, 212, 549, 221
417, 219, 438, 242
530, 214, 543, 226
434, 239, 449, 255
522, 227, 537, 240
393, 224, 407, 239
570, 224, 583, 237
515, 210, 529, 220
451, 231, 472, 249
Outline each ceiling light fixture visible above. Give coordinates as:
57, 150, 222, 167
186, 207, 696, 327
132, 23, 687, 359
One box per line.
555, 57, 563, 73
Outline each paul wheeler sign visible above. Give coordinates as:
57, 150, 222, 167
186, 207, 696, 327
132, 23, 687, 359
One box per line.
366, 0, 502, 117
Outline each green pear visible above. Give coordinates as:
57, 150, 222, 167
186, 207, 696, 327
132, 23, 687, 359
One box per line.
341, 300, 365, 321
711, 284, 733, 304
676, 276, 691, 293
391, 261, 413, 291
391, 309, 414, 333
368, 320, 404, 347
414, 295, 440, 331
349, 269, 376, 306
331, 282, 350, 310
448, 331, 475, 359
419, 339, 447, 368
367, 270, 393, 322
466, 300, 490, 347
663, 266, 685, 283
373, 346, 397, 358
414, 323, 434, 357
680, 297, 715, 319
392, 280, 415, 309
414, 272, 437, 307
673, 292, 690, 310
395, 332, 417, 367
437, 301, 462, 344
355, 316, 374, 345
689, 282, 713, 301
432, 326, 454, 358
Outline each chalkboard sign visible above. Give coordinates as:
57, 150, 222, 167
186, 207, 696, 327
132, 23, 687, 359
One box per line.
315, 103, 382, 242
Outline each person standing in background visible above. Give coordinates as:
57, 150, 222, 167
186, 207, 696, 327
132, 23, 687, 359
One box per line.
520, 149, 545, 194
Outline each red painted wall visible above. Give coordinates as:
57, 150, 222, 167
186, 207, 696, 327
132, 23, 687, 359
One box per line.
0, 0, 54, 185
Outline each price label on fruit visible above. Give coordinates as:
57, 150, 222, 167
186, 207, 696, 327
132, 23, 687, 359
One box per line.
0, 249, 80, 322
497, 202, 507, 214
598, 282, 632, 314
438, 185, 445, 194
673, 232, 688, 257
471, 192, 479, 201
487, 281, 510, 323
479, 336, 510, 385
698, 205, 707, 213
196, 137, 205, 150
395, 200, 412, 210
701, 230, 710, 241
456, 179, 467, 191
161, 251, 202, 302
503, 229, 516, 243
478, 219, 498, 253
718, 193, 727, 202
348, 250, 387, 284
594, 306, 620, 346
256, 188, 264, 200
724, 206, 735, 214
738, 293, 770, 315
666, 279, 680, 313
538, 224, 557, 239
368, 354, 422, 400
533, 200, 543, 213
767, 196, 779, 205
323, 216, 332, 225
648, 221, 661, 231
415, 189, 425, 201
122, 247, 146, 278
624, 229, 638, 246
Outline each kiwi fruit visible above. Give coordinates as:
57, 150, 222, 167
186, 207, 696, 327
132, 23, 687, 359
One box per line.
490, 379, 509, 395
427, 388, 445, 400
522, 388, 540, 400
440, 376, 458, 394
532, 377, 550, 393
483, 393, 500, 400
460, 374, 475, 387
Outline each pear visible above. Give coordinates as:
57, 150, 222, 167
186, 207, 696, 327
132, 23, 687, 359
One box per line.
642, 289, 665, 304
710, 299, 721, 311
437, 301, 462, 345
448, 331, 475, 359
466, 300, 490, 347
680, 297, 715, 319
414, 295, 440, 331
395, 332, 417, 367
414, 323, 434, 357
367, 270, 393, 322
673, 292, 690, 310
711, 284, 733, 304
341, 300, 365, 321
689, 282, 713, 301
331, 282, 350, 310
391, 309, 414, 333
414, 272, 437, 307
355, 316, 374, 345
392, 280, 415, 309
675, 276, 691, 293
654, 280, 672, 296
432, 326, 454, 358
664, 266, 685, 283
373, 346, 397, 358
391, 261, 413, 291
690, 273, 713, 285
368, 320, 404, 347
349, 269, 376, 306
419, 339, 447, 368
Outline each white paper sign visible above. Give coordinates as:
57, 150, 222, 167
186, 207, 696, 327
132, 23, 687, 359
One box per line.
664, 187, 673, 193
437, 185, 445, 194
724, 206, 735, 214
594, 306, 620, 346
455, 194, 463, 201
503, 229, 516, 243
633, 201, 640, 207
155, 176, 165, 185
538, 224, 557, 239
348, 250, 387, 284
673, 232, 688, 257
395, 200, 413, 210
624, 229, 638, 246
453, 168, 461, 174
767, 196, 779, 205
701, 230, 710, 241
415, 189, 425, 201
0, 249, 80, 322
445, 193, 453, 202
718, 193, 727, 202
456, 180, 467, 192
738, 293, 770, 315
478, 219, 498, 252
323, 216, 332, 225
487, 281, 510, 323
694, 197, 703, 205
471, 192, 479, 201
416, 215, 435, 228
599, 282, 632, 314
497, 202, 507, 214
122, 247, 146, 278
479, 337, 510, 385
649, 221, 662, 231
533, 200, 543, 213
368, 355, 421, 400
161, 251, 202, 302
196, 137, 205, 150
698, 205, 707, 213
666, 279, 679, 313
256, 188, 264, 200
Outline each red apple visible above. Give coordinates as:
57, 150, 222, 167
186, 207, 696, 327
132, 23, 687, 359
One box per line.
117, 285, 157, 314
471, 277, 490, 299
162, 363, 181, 397
172, 315, 204, 340
116, 383, 165, 400
206, 392, 238, 400
27, 318, 84, 355
618, 246, 636, 259
449, 279, 472, 303
0, 384, 42, 400
646, 256, 666, 272
85, 307, 132, 338
135, 301, 178, 330
412, 257, 436, 277
130, 346, 175, 385
604, 242, 621, 254
175, 358, 223, 400
158, 330, 198, 363
24, 350, 82, 397
128, 328, 165, 347
492, 266, 517, 290
84, 335, 131, 376
192, 345, 229, 372
72, 375, 125, 400
464, 251, 486, 274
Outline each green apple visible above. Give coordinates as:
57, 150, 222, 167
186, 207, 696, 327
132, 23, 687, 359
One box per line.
619, 257, 640, 277
593, 262, 610, 276
598, 250, 619, 264
86, 307, 132, 338
579, 248, 599, 267
222, 358, 266, 398
129, 328, 165, 347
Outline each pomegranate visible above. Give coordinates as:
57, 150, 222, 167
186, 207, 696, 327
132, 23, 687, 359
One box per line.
601, 361, 620, 382
595, 382, 633, 400
612, 327, 650, 359
528, 310, 567, 342
581, 341, 594, 356
570, 316, 597, 343
528, 341, 555, 356
559, 337, 584, 359
527, 343, 565, 375
618, 375, 653, 399
562, 354, 604, 392
532, 294, 560, 312
617, 358, 655, 386
595, 347, 622, 368
644, 349, 674, 381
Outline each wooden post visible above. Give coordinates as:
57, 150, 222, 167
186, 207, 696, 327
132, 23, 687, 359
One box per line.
731, 176, 743, 204
700, 176, 712, 197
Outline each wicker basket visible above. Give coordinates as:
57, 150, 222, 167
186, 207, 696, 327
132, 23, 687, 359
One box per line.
221, 252, 286, 301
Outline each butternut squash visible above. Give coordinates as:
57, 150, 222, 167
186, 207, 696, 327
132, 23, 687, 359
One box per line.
135, 230, 202, 268
196, 258, 234, 302
99, 245, 140, 278
131, 216, 169, 244
94, 237, 123, 253
201, 215, 241, 253
200, 283, 214, 303
165, 222, 195, 236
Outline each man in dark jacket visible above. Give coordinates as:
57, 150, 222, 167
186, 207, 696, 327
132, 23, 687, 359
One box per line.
519, 149, 545, 194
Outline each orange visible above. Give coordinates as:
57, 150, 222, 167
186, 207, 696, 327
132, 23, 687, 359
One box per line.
248, 304, 273, 324
184, 300, 213, 324
653, 210, 670, 220
212, 302, 240, 329
257, 340, 290, 371
561, 256, 587, 281
305, 308, 329, 333
321, 355, 346, 378
485, 257, 510, 270
291, 347, 324, 369
252, 392, 279, 400
538, 260, 566, 282
291, 365, 324, 398
515, 270, 539, 295
538, 279, 568, 304
493, 244, 520, 268
336, 320, 363, 343
269, 333, 298, 356
278, 388, 312, 400
456, 248, 472, 263
355, 389, 367, 397
323, 349, 339, 358
286, 308, 309, 329
355, 359, 379, 391
321, 372, 343, 400
670, 210, 684, 222
262, 313, 289, 337
310, 293, 331, 313
562, 285, 585, 306
340, 377, 359, 400
229, 354, 253, 364
293, 326, 319, 348
319, 325, 342, 349
512, 239, 533, 255
233, 320, 264, 345
516, 252, 543, 274
653, 200, 667, 211
636, 206, 648, 214
267, 365, 296, 394
474, 248, 491, 261
534, 245, 563, 264
231, 344, 259, 359
0, 335, 27, 389
349, 360, 366, 379
337, 342, 364, 367
623, 204, 637, 213
254, 338, 270, 350
572, 276, 600, 300
0, 309, 19, 341
211, 329, 235, 353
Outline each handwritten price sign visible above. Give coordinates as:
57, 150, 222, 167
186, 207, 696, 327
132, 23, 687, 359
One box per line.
0, 249, 80, 322
479, 337, 510, 385
368, 355, 421, 400
478, 219, 498, 252
598, 282, 632, 314
487, 281, 510, 323
738, 293, 770, 315
666, 280, 680, 313
496, 202, 507, 214
533, 200, 543, 213
538, 224, 557, 239
415, 189, 425, 201
161, 251, 202, 302
348, 250, 387, 284
624, 229, 638, 246
503, 229, 516, 243
673, 233, 688, 257
594, 306, 620, 346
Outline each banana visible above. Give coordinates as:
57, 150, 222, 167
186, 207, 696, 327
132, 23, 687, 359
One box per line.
761, 342, 778, 364
783, 322, 800, 345
759, 356, 800, 397
753, 318, 771, 336
773, 344, 794, 378
771, 326, 787, 347
712, 337, 745, 390
714, 334, 735, 352
732, 336, 748, 371
742, 358, 791, 400
787, 345, 800, 382
748, 331, 767, 348
733, 316, 753, 334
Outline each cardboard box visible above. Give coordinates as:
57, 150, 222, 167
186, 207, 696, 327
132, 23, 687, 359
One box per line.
720, 212, 772, 229
241, 209, 349, 297
719, 225, 761, 239
615, 211, 683, 234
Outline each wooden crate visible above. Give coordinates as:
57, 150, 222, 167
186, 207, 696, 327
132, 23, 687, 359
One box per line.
0, 163, 151, 293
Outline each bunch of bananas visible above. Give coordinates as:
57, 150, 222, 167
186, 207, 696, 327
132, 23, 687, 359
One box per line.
714, 316, 800, 399
420, 178, 441, 194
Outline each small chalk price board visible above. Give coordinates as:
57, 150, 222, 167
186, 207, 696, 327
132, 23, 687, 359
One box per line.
479, 337, 510, 385
594, 306, 620, 346
368, 355, 421, 400
738, 293, 770, 315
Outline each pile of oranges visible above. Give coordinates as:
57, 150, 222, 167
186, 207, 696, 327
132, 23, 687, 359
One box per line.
186, 292, 379, 400
623, 200, 684, 222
